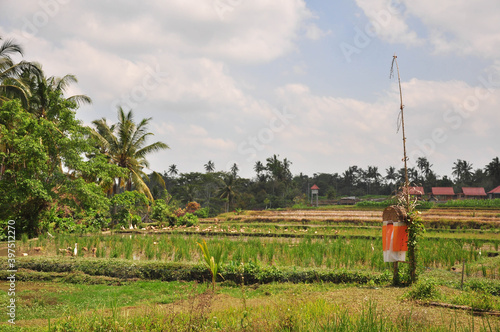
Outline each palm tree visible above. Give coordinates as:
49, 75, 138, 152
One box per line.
0, 36, 37, 105
182, 184, 197, 203
254, 161, 266, 182
365, 166, 381, 194
204, 160, 215, 173
452, 159, 473, 184
91, 107, 169, 200
168, 164, 178, 177
485, 157, 500, 185
230, 163, 239, 177
217, 174, 237, 212
416, 157, 433, 182
24, 66, 92, 119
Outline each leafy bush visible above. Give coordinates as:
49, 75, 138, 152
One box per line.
465, 278, 500, 296
110, 191, 149, 227
194, 207, 209, 218
403, 278, 440, 301
177, 213, 199, 227
151, 199, 177, 226
452, 291, 495, 311
185, 201, 201, 214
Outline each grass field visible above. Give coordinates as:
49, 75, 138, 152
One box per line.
1, 207, 499, 331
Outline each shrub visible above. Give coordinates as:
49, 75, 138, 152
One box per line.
177, 213, 199, 227
110, 191, 149, 227
403, 278, 440, 301
194, 207, 209, 218
185, 201, 201, 214
151, 199, 177, 226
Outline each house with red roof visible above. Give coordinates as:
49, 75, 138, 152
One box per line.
487, 185, 500, 199
431, 187, 456, 201
402, 186, 424, 199
461, 187, 487, 199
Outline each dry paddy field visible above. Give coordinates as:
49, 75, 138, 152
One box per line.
221, 208, 500, 228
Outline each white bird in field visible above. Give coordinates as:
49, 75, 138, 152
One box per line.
73, 243, 78, 257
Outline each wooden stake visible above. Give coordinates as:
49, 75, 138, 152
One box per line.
393, 261, 399, 285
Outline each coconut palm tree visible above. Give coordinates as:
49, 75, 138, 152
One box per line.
217, 173, 237, 212
23, 65, 92, 119
91, 107, 169, 200
485, 157, 500, 185
168, 164, 178, 177
452, 159, 473, 185
230, 162, 239, 177
204, 160, 215, 173
0, 37, 32, 105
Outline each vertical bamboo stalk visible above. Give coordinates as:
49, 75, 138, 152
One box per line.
391, 55, 416, 283
392, 55, 410, 210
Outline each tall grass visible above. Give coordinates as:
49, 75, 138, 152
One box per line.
16, 233, 498, 274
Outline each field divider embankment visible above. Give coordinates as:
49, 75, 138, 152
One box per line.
0, 257, 389, 285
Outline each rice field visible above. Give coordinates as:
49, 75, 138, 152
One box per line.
3, 207, 500, 331
15, 226, 500, 279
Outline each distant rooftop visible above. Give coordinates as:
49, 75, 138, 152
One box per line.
432, 187, 455, 196
487, 185, 500, 194
407, 186, 424, 195
462, 187, 486, 196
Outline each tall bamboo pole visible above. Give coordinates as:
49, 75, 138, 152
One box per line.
392, 55, 410, 210
391, 54, 417, 283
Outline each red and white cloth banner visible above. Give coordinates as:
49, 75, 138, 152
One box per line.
382, 221, 408, 262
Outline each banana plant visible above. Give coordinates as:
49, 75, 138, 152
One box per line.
197, 239, 224, 291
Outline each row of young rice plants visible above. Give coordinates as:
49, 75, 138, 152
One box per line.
33, 233, 498, 275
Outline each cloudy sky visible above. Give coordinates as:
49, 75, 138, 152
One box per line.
1, 0, 499, 179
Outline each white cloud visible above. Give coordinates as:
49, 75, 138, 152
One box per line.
405, 0, 500, 58
354, 0, 423, 46
304, 23, 331, 40
355, 0, 500, 58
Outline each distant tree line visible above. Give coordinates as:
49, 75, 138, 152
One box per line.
149, 156, 500, 213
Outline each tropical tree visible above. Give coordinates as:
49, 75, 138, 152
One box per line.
217, 173, 237, 212
0, 36, 38, 105
452, 159, 473, 185
416, 157, 431, 181
0, 99, 118, 236
23, 65, 92, 119
364, 165, 381, 194
254, 160, 266, 181
485, 157, 500, 186
230, 162, 239, 178
342, 166, 360, 194
204, 160, 215, 173
385, 166, 397, 194
168, 164, 178, 177
91, 107, 169, 200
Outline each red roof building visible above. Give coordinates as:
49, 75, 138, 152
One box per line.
462, 187, 487, 199
488, 185, 500, 199
310, 184, 320, 190
408, 186, 424, 196
431, 187, 455, 201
